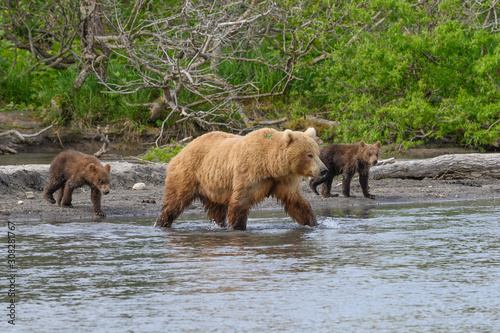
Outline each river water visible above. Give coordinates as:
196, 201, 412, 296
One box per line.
4, 199, 500, 332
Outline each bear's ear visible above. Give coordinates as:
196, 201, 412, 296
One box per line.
105, 164, 111, 174
304, 127, 316, 138
374, 141, 381, 148
88, 163, 97, 173
283, 129, 295, 145
360, 141, 366, 148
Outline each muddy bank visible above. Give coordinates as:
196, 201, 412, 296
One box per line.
0, 162, 499, 223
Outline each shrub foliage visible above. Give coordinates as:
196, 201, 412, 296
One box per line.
1, 0, 499, 149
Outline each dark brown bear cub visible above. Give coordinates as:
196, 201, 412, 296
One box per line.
44, 150, 111, 216
309, 141, 381, 199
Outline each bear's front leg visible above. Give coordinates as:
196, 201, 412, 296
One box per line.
91, 187, 106, 217
283, 195, 317, 227
274, 183, 317, 227
359, 172, 375, 199
227, 191, 250, 230
227, 204, 249, 230
341, 172, 355, 198
60, 183, 75, 208
200, 196, 228, 227
155, 184, 196, 227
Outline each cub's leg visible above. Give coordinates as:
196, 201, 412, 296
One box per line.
341, 172, 355, 198
56, 182, 66, 205
91, 187, 106, 216
320, 171, 339, 198
359, 172, 375, 199
44, 180, 63, 204
60, 182, 75, 208
308, 176, 326, 196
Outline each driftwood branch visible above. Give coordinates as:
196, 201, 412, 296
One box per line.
370, 154, 500, 180
94, 126, 110, 158
0, 123, 57, 142
0, 145, 18, 155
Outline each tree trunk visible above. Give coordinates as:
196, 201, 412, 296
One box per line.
370, 154, 500, 180
75, 0, 110, 90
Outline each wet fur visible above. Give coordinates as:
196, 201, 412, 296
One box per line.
156, 128, 327, 230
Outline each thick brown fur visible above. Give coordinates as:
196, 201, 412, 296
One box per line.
156, 128, 328, 230
309, 141, 381, 199
44, 150, 111, 216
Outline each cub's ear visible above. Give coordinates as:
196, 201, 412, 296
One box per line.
374, 141, 381, 148
105, 164, 111, 173
88, 163, 97, 173
283, 129, 295, 145
360, 141, 366, 148
304, 127, 316, 138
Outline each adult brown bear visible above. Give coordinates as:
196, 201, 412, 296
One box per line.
156, 128, 327, 230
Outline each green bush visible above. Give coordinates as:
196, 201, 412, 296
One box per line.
140, 142, 185, 163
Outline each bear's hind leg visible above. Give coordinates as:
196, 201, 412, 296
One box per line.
60, 182, 75, 208
308, 176, 326, 196
44, 180, 63, 204
55, 181, 66, 205
200, 196, 228, 227
321, 175, 339, 198
156, 186, 196, 228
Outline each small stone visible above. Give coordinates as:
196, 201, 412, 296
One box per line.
26, 192, 35, 199
132, 182, 147, 191
17, 201, 24, 205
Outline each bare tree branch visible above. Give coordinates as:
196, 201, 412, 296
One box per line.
80, 0, 320, 131
0, 123, 57, 142
94, 125, 110, 158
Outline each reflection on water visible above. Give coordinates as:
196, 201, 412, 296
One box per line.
3, 199, 500, 332
0, 152, 57, 165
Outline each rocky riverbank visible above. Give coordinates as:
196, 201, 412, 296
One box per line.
1, 161, 499, 222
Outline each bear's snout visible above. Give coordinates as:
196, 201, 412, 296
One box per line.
320, 167, 328, 176
372, 159, 378, 166
101, 189, 110, 195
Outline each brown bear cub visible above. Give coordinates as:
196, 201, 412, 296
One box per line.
309, 141, 381, 199
44, 150, 111, 216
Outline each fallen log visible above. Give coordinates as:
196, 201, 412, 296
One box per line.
370, 153, 500, 180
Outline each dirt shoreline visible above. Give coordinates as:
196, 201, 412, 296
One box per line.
1, 161, 499, 223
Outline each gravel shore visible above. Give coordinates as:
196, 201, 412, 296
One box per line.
1, 162, 499, 223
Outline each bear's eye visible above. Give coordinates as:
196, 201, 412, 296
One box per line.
99, 180, 104, 185
368, 153, 372, 157
307, 154, 313, 158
